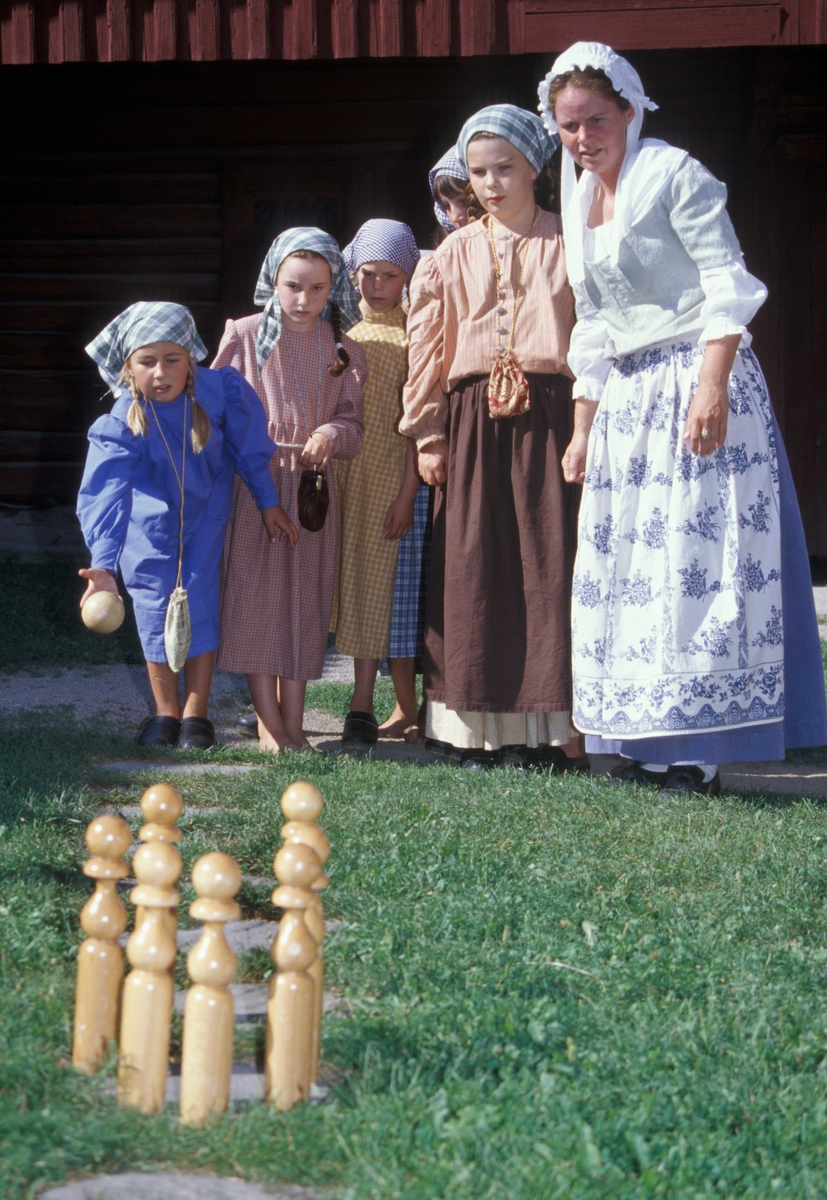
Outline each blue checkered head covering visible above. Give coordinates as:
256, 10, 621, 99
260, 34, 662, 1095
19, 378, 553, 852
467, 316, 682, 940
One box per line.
254, 227, 361, 368
86, 302, 208, 388
342, 219, 420, 281
457, 104, 560, 173
429, 145, 469, 232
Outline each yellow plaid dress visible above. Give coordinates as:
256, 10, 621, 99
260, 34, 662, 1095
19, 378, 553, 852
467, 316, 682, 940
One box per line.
331, 305, 409, 658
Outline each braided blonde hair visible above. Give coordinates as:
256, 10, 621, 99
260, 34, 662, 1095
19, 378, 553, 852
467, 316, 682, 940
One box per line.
119, 352, 211, 453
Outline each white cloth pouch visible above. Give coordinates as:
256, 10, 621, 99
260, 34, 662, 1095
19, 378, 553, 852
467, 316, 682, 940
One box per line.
164, 586, 192, 673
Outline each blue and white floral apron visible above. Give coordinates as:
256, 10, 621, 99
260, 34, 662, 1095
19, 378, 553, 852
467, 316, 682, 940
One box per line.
573, 339, 790, 744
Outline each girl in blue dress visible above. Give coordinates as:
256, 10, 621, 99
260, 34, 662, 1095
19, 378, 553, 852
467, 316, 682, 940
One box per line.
77, 302, 297, 748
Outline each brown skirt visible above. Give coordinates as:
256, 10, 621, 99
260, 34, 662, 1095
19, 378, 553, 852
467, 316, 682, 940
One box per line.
424, 373, 578, 714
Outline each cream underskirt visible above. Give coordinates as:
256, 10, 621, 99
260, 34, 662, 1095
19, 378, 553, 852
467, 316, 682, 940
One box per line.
427, 700, 575, 751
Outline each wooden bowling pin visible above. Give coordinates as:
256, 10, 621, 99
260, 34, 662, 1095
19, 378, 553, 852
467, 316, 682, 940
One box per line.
279, 783, 330, 1085
137, 783, 183, 955
117, 839, 181, 1113
72, 814, 132, 1073
138, 783, 183, 846
279, 781, 330, 868
265, 842, 322, 1110
179, 852, 242, 1125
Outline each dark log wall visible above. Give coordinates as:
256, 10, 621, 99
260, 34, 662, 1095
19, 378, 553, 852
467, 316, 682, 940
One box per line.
1, 47, 826, 548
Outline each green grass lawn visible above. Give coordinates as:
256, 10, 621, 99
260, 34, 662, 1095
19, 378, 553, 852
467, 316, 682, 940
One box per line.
4, 560, 827, 1198
4, 712, 827, 1199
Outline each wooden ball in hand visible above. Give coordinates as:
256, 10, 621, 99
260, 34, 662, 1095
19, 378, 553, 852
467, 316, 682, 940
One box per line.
82, 591, 125, 634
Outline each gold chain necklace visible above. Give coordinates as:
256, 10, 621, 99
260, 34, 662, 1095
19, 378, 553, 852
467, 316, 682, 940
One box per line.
486, 207, 538, 419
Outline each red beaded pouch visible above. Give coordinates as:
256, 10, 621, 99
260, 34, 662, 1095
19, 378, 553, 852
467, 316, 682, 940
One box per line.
488, 350, 531, 419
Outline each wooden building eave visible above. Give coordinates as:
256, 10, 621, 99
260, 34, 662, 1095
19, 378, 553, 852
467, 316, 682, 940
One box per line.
1, 0, 825, 66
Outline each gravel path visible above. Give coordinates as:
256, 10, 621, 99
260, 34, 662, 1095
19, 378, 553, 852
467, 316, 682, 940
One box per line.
0, 650, 353, 721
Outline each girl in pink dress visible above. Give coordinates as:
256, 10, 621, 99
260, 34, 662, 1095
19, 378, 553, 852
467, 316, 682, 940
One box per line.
215, 228, 366, 752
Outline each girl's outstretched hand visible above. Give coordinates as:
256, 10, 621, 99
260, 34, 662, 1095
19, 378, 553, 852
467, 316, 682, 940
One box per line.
78, 567, 121, 608
262, 505, 299, 550
383, 496, 415, 540
300, 431, 333, 468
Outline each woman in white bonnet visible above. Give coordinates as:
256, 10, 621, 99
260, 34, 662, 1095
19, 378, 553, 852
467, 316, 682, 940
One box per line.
540, 42, 827, 794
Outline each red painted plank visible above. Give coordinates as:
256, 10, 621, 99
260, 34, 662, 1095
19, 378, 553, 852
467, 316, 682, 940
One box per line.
460, 0, 497, 54
524, 6, 782, 48
332, 0, 359, 58
152, 0, 179, 61
0, 1, 35, 63
60, 0, 84, 61
190, 0, 220, 60
286, 0, 316, 58
416, 0, 451, 56
246, 0, 271, 58
106, 0, 130, 61
376, 0, 403, 56
229, 0, 249, 58
526, 0, 770, 8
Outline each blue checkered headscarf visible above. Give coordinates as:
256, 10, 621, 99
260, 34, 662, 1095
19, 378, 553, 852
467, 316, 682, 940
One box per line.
254, 227, 361, 368
457, 104, 560, 173
429, 145, 469, 232
342, 219, 420, 281
86, 302, 208, 388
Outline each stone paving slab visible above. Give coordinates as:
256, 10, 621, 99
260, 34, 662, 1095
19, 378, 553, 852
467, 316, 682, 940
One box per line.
40, 1174, 320, 1200
813, 585, 827, 618
590, 754, 827, 799
177, 919, 280, 953
117, 805, 223, 818
172, 982, 346, 1022
98, 762, 261, 776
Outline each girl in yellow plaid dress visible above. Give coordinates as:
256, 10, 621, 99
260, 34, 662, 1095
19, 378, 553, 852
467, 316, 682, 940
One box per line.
331, 220, 422, 747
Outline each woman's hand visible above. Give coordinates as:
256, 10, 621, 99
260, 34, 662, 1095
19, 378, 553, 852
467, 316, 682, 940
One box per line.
383, 496, 415, 540
300, 431, 333, 468
417, 439, 448, 487
683, 335, 739, 456
78, 567, 121, 608
683, 380, 729, 457
562, 398, 599, 484
562, 430, 590, 484
262, 505, 299, 550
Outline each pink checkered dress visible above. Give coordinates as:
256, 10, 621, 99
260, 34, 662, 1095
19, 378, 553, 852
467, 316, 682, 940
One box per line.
214, 314, 365, 679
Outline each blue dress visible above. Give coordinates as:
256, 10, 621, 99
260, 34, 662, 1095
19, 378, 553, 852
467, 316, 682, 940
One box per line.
77, 366, 278, 663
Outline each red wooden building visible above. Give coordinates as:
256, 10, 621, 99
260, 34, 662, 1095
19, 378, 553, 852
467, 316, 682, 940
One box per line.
1, 1, 826, 546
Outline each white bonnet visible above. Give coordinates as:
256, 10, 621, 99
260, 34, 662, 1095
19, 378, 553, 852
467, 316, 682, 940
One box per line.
537, 41, 658, 135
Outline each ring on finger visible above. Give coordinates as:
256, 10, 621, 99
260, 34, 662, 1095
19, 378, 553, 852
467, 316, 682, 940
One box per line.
701, 427, 710, 439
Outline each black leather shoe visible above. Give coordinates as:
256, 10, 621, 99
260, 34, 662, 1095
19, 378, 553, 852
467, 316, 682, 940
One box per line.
502, 745, 591, 774
658, 766, 721, 797
602, 759, 663, 787
459, 750, 501, 771
179, 716, 216, 750
342, 710, 379, 748
424, 738, 501, 769
137, 716, 180, 747
236, 711, 258, 737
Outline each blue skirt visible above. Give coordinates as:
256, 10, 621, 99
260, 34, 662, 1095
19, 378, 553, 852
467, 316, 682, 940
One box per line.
587, 420, 826, 763
388, 483, 431, 659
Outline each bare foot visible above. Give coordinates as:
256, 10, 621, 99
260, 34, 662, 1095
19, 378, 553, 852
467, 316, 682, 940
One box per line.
404, 724, 425, 745
283, 733, 314, 752
257, 715, 291, 754
378, 716, 415, 739
258, 732, 286, 754
378, 704, 417, 739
